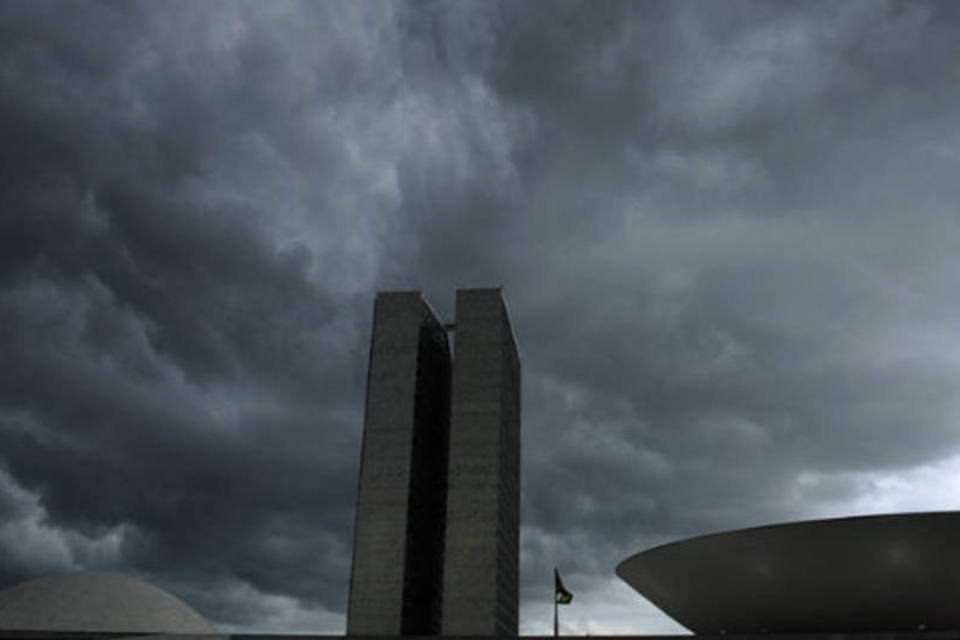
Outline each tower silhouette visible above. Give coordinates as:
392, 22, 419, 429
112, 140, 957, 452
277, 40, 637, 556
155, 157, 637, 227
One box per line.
347, 289, 520, 636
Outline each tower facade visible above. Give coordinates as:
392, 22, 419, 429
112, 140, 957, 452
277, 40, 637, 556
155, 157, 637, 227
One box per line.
347, 288, 520, 636
442, 289, 521, 636
347, 292, 451, 635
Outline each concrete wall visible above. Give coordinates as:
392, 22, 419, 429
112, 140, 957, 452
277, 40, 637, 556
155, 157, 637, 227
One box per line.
442, 289, 520, 636
347, 292, 451, 635
349, 288, 520, 636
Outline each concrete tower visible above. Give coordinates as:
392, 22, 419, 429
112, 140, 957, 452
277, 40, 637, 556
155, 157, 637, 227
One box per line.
347, 288, 520, 636
441, 289, 520, 636
347, 292, 451, 635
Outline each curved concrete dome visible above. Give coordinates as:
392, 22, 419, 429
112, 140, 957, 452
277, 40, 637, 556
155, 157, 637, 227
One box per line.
0, 571, 215, 633
617, 511, 960, 634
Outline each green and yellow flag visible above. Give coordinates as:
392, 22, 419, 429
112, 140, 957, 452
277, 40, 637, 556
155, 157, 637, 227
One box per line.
555, 568, 573, 605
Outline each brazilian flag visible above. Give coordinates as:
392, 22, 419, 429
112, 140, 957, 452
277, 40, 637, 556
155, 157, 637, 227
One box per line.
555, 569, 573, 605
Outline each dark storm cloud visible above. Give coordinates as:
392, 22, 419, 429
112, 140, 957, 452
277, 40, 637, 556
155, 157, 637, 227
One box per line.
487, 2, 960, 631
4, 0, 960, 634
385, 0, 960, 631
0, 0, 393, 629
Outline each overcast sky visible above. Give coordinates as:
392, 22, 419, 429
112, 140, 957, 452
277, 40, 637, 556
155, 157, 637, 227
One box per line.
4, 0, 960, 634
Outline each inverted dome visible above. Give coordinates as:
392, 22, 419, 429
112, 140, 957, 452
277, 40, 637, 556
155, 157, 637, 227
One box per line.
0, 571, 215, 634
617, 511, 960, 634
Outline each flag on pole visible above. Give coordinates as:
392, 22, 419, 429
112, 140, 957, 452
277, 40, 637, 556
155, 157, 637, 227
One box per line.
555, 569, 573, 605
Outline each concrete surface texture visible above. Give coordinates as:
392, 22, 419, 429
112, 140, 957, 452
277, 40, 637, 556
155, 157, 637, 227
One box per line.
617, 511, 960, 634
348, 288, 520, 637
0, 571, 214, 634
348, 292, 452, 635
442, 289, 520, 636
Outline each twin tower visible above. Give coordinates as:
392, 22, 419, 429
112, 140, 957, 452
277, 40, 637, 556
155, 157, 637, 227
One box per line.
348, 289, 521, 636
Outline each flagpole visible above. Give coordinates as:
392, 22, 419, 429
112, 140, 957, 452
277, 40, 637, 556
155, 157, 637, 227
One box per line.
554, 567, 559, 637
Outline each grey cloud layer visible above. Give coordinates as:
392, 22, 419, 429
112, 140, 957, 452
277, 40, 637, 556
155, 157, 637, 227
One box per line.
3, 0, 960, 633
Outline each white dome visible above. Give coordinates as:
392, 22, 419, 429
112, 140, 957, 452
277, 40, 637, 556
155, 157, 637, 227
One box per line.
0, 571, 215, 634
